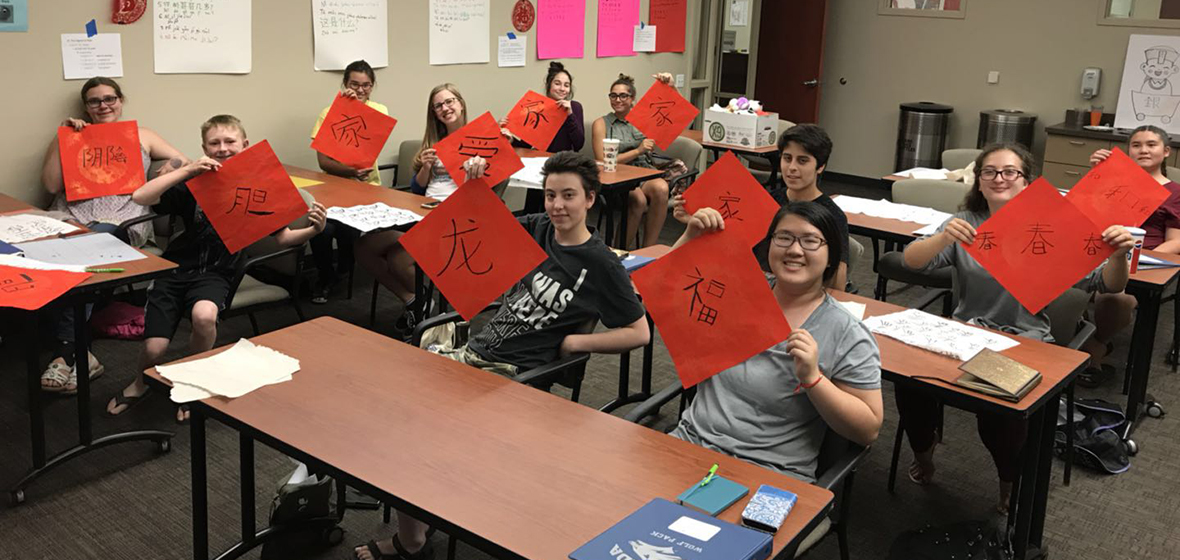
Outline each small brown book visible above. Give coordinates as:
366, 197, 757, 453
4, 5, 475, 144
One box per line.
955, 349, 1041, 402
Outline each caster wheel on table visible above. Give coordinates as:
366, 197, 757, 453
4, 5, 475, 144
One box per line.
1125, 438, 1139, 456
321, 526, 344, 546
10, 490, 25, 506
157, 439, 172, 453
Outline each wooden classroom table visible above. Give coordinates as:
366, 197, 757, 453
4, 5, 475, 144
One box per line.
285, 165, 437, 211
832, 291, 1086, 560
681, 129, 781, 187
146, 317, 833, 560
0, 193, 35, 213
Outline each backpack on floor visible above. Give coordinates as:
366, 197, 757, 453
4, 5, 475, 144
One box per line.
887, 520, 1012, 560
1054, 398, 1131, 475
259, 465, 344, 560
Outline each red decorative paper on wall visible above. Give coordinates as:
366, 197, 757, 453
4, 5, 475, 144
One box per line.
626, 80, 699, 150
310, 94, 398, 170
682, 151, 779, 247
513, 0, 536, 32
649, 0, 686, 52
57, 121, 145, 202
112, 0, 147, 24
433, 112, 524, 188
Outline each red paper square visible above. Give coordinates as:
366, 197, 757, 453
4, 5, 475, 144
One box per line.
0, 265, 91, 311
504, 90, 568, 151
186, 140, 308, 255
1065, 146, 1171, 230
57, 121, 145, 202
633, 232, 792, 387
400, 180, 548, 320
433, 112, 525, 188
650, 0, 687, 52
626, 80, 699, 150
683, 151, 779, 247
310, 94, 398, 170
965, 178, 1114, 315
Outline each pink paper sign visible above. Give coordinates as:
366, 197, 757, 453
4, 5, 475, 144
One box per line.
537, 0, 585, 59
596, 0, 639, 58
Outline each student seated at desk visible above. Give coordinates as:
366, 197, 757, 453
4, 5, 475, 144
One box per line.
666, 202, 883, 483
106, 115, 326, 422
1080, 124, 1180, 386
898, 143, 1133, 513
502, 61, 586, 152
355, 151, 650, 560
38, 77, 188, 395
355, 83, 486, 334
308, 59, 388, 304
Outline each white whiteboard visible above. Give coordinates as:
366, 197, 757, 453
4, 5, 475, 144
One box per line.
153, 0, 252, 74
312, 0, 388, 71
429, 0, 490, 66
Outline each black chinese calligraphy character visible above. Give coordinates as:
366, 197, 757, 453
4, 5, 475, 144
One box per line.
1083, 234, 1103, 256
684, 267, 724, 325
649, 100, 676, 126
439, 218, 492, 276
0, 273, 34, 293
976, 231, 998, 251
330, 114, 370, 148
227, 187, 275, 216
1021, 223, 1054, 255
521, 101, 549, 129
82, 145, 127, 168
718, 191, 742, 221
457, 135, 500, 171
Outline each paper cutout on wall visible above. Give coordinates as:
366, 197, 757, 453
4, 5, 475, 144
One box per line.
186, 140, 308, 254
400, 180, 548, 320
0, 265, 91, 311
433, 112, 524, 188
504, 90, 567, 151
1065, 146, 1170, 230
682, 151, 778, 247
310, 94, 398, 169
626, 80, 699, 150
965, 178, 1113, 315
649, 0, 686, 52
633, 231, 792, 387
596, 0, 639, 57
537, 0, 585, 59
57, 121, 145, 202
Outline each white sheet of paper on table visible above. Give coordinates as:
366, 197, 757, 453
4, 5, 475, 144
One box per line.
15, 233, 146, 267
0, 214, 80, 244
862, 308, 1020, 361
912, 223, 941, 236
326, 203, 422, 233
160, 339, 300, 403
507, 157, 550, 190
0, 254, 86, 272
894, 167, 950, 180
833, 196, 952, 227
838, 301, 867, 321
1137, 254, 1180, 269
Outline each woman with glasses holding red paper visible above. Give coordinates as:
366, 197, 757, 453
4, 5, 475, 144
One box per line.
898, 143, 1135, 514
37, 77, 187, 396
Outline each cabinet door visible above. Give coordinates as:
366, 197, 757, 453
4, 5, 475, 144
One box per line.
1044, 135, 1110, 166
1042, 162, 1090, 190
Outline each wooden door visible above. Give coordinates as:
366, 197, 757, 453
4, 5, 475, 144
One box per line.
753, 0, 829, 124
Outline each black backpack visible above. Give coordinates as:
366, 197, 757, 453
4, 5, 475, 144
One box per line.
887, 520, 1012, 560
1055, 398, 1131, 475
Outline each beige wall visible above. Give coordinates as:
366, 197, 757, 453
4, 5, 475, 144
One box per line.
818, 0, 1180, 177
1, 0, 689, 206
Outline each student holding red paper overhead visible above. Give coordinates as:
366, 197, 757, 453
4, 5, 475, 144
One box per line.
666, 201, 883, 483
1081, 125, 1180, 385
898, 144, 1134, 513
106, 115, 327, 423
355, 152, 649, 560
37, 77, 188, 395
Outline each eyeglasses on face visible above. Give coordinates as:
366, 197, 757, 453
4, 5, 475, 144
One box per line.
347, 81, 374, 91
979, 168, 1025, 181
85, 95, 120, 109
432, 97, 459, 111
771, 232, 827, 251
608, 92, 632, 101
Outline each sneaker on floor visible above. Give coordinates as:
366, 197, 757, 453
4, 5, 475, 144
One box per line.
312, 282, 330, 305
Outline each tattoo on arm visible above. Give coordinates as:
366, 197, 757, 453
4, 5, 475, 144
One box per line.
157, 157, 184, 177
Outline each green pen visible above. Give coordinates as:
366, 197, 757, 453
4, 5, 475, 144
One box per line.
85, 267, 125, 273
699, 463, 719, 487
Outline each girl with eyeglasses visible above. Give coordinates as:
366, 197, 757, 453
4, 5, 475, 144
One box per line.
37, 77, 187, 396
898, 143, 1135, 513
667, 201, 884, 484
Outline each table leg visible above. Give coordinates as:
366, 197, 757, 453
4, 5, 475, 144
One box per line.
1027, 395, 1060, 551
74, 300, 92, 445
616, 191, 630, 249
240, 433, 255, 547
1011, 405, 1043, 560
603, 194, 617, 246
193, 408, 209, 560
763, 152, 780, 188
1125, 287, 1163, 436
25, 311, 45, 469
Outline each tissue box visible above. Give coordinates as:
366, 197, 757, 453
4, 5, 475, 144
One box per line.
703, 110, 780, 149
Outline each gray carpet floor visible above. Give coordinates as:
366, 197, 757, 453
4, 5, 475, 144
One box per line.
2, 179, 1179, 560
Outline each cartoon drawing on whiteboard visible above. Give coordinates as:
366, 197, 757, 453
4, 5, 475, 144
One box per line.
1132, 46, 1180, 123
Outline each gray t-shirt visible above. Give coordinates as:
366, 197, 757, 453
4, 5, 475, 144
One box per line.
670, 294, 881, 483
918, 210, 1110, 342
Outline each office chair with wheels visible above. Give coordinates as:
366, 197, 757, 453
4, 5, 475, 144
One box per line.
941, 148, 982, 171
874, 179, 970, 302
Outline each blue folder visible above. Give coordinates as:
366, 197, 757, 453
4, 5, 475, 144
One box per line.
570, 498, 772, 560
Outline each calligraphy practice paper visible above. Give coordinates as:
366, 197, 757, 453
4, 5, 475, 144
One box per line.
429, 0, 490, 65
186, 141, 307, 254
0, 214, 79, 244
400, 180, 547, 320
507, 157, 549, 190
649, 0, 686, 52
633, 232, 791, 387
57, 121, 144, 202
310, 94, 398, 169
965, 178, 1113, 315
0, 264, 91, 311
1065, 147, 1170, 230
433, 112, 524, 188
312, 0, 388, 71
15, 232, 146, 267
862, 309, 1020, 361
626, 80, 699, 150
326, 203, 422, 233
597, 0, 639, 57
505, 90, 567, 151
537, 0, 584, 59
160, 338, 300, 402
682, 151, 778, 247
153, 0, 251, 74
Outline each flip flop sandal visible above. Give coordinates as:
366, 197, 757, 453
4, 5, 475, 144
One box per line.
59, 354, 106, 396
107, 386, 152, 417
354, 534, 435, 560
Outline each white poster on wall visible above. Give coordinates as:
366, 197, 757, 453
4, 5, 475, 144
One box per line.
61, 33, 124, 80
312, 0, 388, 71
728, 0, 749, 27
429, 0, 490, 65
1114, 34, 1180, 135
498, 33, 526, 67
153, 0, 252, 74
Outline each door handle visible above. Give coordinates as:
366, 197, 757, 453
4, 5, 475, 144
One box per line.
803, 79, 819, 87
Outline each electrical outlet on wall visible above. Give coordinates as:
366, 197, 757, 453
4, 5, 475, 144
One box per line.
675, 74, 685, 88
987, 71, 1000, 84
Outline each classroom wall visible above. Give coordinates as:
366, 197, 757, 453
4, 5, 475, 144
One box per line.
0, 0, 690, 206
817, 0, 1180, 177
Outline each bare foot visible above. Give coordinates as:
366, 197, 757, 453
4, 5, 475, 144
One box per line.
176, 405, 190, 423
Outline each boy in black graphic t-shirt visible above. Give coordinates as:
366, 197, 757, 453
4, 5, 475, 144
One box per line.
358, 151, 650, 560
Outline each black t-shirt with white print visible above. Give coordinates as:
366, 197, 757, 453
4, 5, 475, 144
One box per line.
468, 213, 646, 370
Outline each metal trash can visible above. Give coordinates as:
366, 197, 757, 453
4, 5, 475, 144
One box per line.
895, 102, 953, 172
977, 109, 1037, 150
